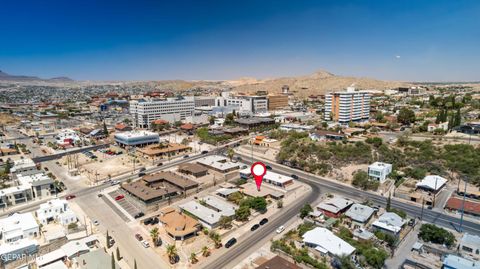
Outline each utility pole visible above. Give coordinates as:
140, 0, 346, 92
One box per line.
432, 177, 438, 208
420, 198, 425, 221
459, 176, 468, 232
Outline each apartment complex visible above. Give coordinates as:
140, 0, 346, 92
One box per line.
130, 96, 195, 128
324, 87, 370, 124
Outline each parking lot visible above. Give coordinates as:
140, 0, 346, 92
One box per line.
108, 190, 143, 218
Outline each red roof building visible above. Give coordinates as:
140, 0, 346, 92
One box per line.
445, 197, 480, 217
180, 123, 194, 131
152, 119, 169, 125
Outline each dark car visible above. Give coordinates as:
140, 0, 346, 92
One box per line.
408, 219, 415, 226
201, 150, 209, 154
151, 217, 159, 225
65, 195, 76, 200
135, 234, 143, 241
183, 155, 190, 158
138, 172, 146, 177
225, 238, 237, 248
143, 218, 153, 225
266, 165, 272, 170
157, 162, 164, 166
291, 174, 299, 179
259, 218, 268, 225
97, 193, 103, 198
250, 224, 260, 231
134, 212, 145, 219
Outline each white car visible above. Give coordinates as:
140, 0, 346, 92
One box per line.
141, 240, 150, 248
276, 226, 285, 234
93, 220, 99, 226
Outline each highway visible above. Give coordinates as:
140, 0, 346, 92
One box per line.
237, 151, 480, 235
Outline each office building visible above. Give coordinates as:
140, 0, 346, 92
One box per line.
324, 87, 370, 124
130, 96, 195, 128
215, 92, 268, 114
114, 130, 159, 147
267, 95, 289, 110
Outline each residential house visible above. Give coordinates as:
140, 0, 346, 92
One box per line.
368, 162, 392, 183
303, 227, 356, 257
316, 197, 353, 218
460, 233, 480, 260
345, 203, 375, 228
372, 212, 406, 236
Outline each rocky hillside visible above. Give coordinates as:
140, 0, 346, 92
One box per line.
228, 70, 411, 97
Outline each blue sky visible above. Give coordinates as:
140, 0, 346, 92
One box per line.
1, 0, 479, 81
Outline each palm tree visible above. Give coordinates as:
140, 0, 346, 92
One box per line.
189, 252, 198, 264
201, 246, 210, 257
166, 244, 178, 264
209, 231, 222, 248
150, 228, 159, 247
227, 148, 235, 161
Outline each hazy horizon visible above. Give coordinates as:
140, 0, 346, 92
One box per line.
1, 0, 479, 82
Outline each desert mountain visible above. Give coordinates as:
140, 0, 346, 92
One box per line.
228, 70, 410, 97
0, 70, 73, 82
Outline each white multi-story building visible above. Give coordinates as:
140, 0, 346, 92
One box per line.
368, 162, 392, 183
324, 87, 370, 124
130, 96, 195, 128
215, 92, 268, 114
36, 199, 77, 226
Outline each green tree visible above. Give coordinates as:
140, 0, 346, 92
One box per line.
218, 216, 233, 229
225, 113, 235, 125
397, 108, 416, 125
227, 192, 244, 204
277, 200, 283, 208
189, 252, 198, 264
201, 246, 210, 257
227, 148, 235, 161
150, 227, 159, 247
454, 108, 461, 127
235, 206, 251, 221
419, 224, 456, 247
103, 121, 109, 136
300, 204, 313, 219
209, 231, 222, 248
166, 244, 178, 264
209, 116, 215, 125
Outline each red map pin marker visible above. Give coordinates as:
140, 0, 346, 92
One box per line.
251, 162, 267, 191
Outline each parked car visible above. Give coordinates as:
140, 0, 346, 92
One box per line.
291, 174, 299, 179
143, 218, 153, 225
134, 212, 145, 219
250, 224, 260, 231
276, 226, 285, 234
183, 155, 190, 158
201, 150, 208, 154
151, 217, 159, 225
408, 219, 416, 226
266, 165, 272, 170
135, 234, 143, 241
115, 195, 124, 201
259, 218, 268, 225
93, 220, 99, 226
138, 172, 146, 177
157, 162, 163, 166
97, 193, 103, 198
65, 195, 76, 200
109, 238, 115, 246
141, 240, 150, 248
225, 238, 237, 248
111, 180, 120, 186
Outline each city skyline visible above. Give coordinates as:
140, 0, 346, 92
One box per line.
1, 0, 479, 82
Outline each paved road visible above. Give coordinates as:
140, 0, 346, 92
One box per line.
236, 152, 480, 235
201, 174, 320, 269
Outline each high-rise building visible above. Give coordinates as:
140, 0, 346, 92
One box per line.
324, 87, 370, 124
130, 96, 195, 128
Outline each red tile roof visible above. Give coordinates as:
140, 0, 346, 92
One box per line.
152, 119, 169, 125
180, 123, 194, 130
445, 197, 480, 215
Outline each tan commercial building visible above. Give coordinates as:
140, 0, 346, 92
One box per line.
267, 95, 288, 110
159, 207, 200, 241
137, 143, 191, 159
